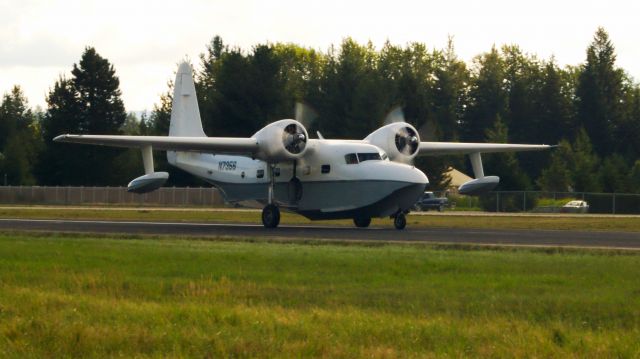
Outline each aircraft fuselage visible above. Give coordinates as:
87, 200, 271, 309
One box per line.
170, 139, 428, 220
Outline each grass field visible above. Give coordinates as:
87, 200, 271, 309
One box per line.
1, 232, 639, 357
1, 206, 640, 232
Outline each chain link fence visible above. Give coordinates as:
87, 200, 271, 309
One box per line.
0, 186, 224, 207
446, 190, 640, 214
0, 186, 639, 214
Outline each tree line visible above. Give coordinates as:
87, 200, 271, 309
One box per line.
1, 27, 639, 193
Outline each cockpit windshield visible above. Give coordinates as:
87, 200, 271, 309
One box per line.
357, 153, 381, 162
344, 152, 382, 164
344, 153, 358, 164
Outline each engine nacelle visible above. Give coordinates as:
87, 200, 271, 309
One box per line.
364, 123, 420, 163
252, 119, 309, 162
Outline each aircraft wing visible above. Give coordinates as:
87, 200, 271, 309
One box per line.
53, 134, 259, 155
418, 142, 552, 156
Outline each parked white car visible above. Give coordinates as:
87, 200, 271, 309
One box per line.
561, 200, 589, 213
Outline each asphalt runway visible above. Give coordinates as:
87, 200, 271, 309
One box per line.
1, 218, 640, 249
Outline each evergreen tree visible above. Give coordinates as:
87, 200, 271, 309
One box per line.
629, 161, 640, 193
537, 140, 573, 192
38, 47, 127, 185
538, 60, 575, 144
0, 86, 32, 149
501, 45, 542, 143
0, 86, 41, 185
571, 128, 601, 192
482, 116, 531, 190
149, 86, 172, 136
317, 39, 384, 138
599, 154, 632, 193
463, 46, 508, 141
432, 37, 468, 142
576, 27, 626, 155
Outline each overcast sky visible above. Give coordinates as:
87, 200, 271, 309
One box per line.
1, 0, 639, 112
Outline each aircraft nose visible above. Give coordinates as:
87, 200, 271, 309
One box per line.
396, 162, 429, 186
391, 163, 428, 211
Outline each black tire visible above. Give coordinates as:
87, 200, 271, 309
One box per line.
353, 216, 371, 228
394, 213, 407, 230
262, 204, 280, 228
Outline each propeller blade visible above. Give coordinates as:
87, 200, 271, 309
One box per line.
397, 126, 409, 138
384, 106, 406, 125
417, 120, 436, 142
294, 102, 318, 129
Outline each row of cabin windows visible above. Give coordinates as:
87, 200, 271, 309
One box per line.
254, 152, 382, 178
256, 165, 331, 179
345, 152, 383, 164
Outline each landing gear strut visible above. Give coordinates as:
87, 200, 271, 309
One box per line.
262, 164, 280, 228
393, 212, 407, 230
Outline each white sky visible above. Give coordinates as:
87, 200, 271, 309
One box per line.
1, 0, 639, 112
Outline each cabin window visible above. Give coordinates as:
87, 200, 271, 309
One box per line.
357, 153, 382, 162
321, 164, 331, 174
257, 169, 264, 178
274, 168, 281, 177
344, 153, 358, 164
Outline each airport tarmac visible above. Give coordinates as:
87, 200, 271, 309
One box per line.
1, 218, 640, 250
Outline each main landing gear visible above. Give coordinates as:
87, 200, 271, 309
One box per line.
353, 213, 406, 230
262, 164, 280, 228
393, 212, 407, 230
262, 204, 280, 228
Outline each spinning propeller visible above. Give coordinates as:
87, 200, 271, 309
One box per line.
283, 123, 307, 154
395, 126, 419, 156
384, 106, 420, 158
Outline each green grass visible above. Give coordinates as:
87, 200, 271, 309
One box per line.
1, 232, 639, 357
1, 206, 640, 232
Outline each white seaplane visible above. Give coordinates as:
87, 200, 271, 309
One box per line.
55, 62, 551, 229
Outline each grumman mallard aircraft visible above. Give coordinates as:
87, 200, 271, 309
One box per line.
55, 62, 551, 229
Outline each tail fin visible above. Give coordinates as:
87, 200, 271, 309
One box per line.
167, 62, 205, 166
169, 62, 206, 137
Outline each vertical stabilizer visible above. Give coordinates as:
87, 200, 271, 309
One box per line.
169, 62, 205, 137
167, 62, 205, 165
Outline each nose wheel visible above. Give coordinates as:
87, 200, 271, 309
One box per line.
393, 213, 407, 230
262, 204, 280, 228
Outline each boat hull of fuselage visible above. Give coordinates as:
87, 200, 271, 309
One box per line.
207, 179, 426, 220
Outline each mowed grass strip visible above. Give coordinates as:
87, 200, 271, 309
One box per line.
0, 233, 639, 357
1, 206, 640, 231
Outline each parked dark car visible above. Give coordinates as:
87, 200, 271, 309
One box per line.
414, 191, 448, 212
